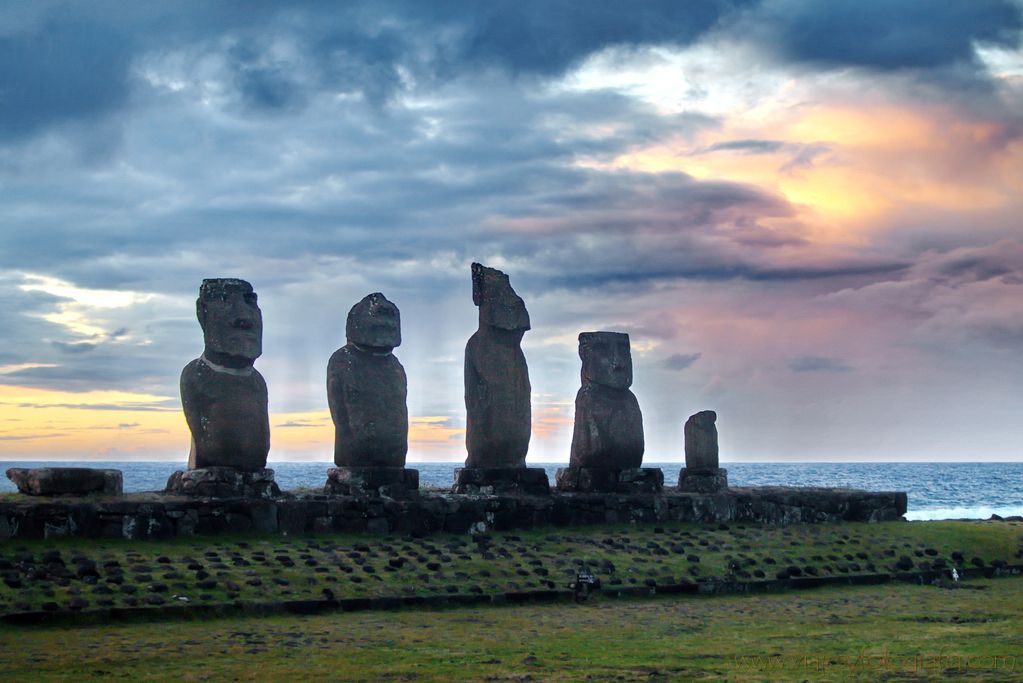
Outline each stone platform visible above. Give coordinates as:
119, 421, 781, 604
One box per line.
678, 467, 729, 493
451, 467, 551, 495
555, 467, 663, 493
165, 467, 280, 499
0, 486, 907, 540
6, 468, 123, 497
325, 467, 419, 499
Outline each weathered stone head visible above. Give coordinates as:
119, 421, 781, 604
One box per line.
579, 332, 633, 390
684, 410, 719, 470
346, 292, 401, 351
197, 278, 262, 368
472, 262, 530, 333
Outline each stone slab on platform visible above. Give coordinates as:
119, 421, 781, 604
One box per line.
678, 467, 729, 493
324, 467, 419, 499
5, 467, 123, 496
165, 467, 280, 499
452, 467, 551, 495
555, 467, 663, 493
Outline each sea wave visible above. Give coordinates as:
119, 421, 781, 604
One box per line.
904, 506, 1023, 521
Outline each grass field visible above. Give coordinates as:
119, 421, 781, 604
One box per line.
1, 520, 1021, 680
0, 577, 1021, 681
1, 520, 1020, 616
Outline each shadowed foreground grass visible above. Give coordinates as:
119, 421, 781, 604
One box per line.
0, 577, 1021, 681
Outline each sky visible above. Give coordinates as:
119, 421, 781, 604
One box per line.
1, 0, 1022, 464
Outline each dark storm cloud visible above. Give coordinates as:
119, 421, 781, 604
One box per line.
751, 0, 1022, 76
705, 139, 786, 153
0, 83, 725, 286
452, 0, 755, 76
0, 16, 132, 140
9, 401, 177, 412
51, 341, 98, 355
664, 352, 702, 371
0, 0, 751, 143
700, 139, 833, 172
786, 356, 853, 373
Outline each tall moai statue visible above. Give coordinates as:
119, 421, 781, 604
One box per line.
325, 293, 418, 498
555, 332, 663, 493
678, 410, 729, 492
453, 263, 550, 494
167, 278, 278, 498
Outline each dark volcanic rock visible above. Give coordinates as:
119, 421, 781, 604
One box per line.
452, 467, 550, 496
555, 467, 662, 494
181, 278, 269, 472
678, 410, 729, 493
327, 293, 409, 468
324, 466, 418, 499
558, 332, 654, 493
569, 332, 644, 470
6, 468, 122, 496
166, 466, 279, 499
684, 410, 718, 469
463, 263, 532, 467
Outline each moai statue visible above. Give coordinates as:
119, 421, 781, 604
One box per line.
678, 410, 729, 493
555, 332, 662, 493
166, 278, 278, 498
325, 293, 418, 498
454, 263, 549, 495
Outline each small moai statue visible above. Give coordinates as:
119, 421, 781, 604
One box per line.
555, 332, 662, 493
678, 410, 729, 493
167, 278, 279, 498
453, 263, 549, 495
325, 293, 418, 498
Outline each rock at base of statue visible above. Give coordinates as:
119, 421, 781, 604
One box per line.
324, 467, 419, 499
6, 467, 123, 496
555, 467, 663, 494
678, 467, 729, 493
165, 467, 279, 499
452, 467, 550, 495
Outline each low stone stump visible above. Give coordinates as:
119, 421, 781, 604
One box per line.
679, 467, 729, 493
165, 467, 280, 499
555, 467, 663, 494
452, 467, 550, 495
325, 467, 419, 499
6, 467, 122, 496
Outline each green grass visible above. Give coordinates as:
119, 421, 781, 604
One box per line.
0, 520, 1020, 617
0, 577, 1021, 681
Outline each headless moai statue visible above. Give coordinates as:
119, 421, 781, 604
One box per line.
169, 278, 277, 498
556, 332, 661, 493
325, 293, 418, 497
455, 263, 548, 494
678, 410, 729, 493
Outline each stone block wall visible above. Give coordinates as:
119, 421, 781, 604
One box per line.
0, 486, 907, 541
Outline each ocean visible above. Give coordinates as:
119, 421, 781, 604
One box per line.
2, 461, 1021, 521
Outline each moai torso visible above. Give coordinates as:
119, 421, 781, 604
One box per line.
569, 332, 644, 469
182, 359, 269, 470
464, 263, 532, 468
684, 410, 718, 469
181, 278, 270, 472
327, 293, 408, 467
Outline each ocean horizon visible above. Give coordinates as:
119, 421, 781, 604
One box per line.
4, 460, 1021, 521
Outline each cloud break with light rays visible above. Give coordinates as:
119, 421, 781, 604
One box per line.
2, 0, 1022, 464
